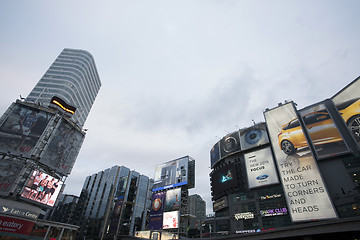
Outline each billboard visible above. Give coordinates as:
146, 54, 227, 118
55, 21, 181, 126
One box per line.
134, 231, 151, 239
210, 142, 220, 168
20, 169, 63, 207
244, 147, 279, 189
163, 211, 179, 229
240, 123, 269, 150
40, 119, 84, 176
299, 103, 349, 159
0, 103, 52, 157
211, 164, 238, 196
220, 132, 241, 160
332, 77, 360, 146
213, 196, 228, 212
148, 191, 166, 230
164, 188, 181, 212
0, 159, 24, 196
264, 102, 337, 222
153, 157, 188, 192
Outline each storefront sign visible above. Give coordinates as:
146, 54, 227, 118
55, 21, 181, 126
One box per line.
0, 215, 35, 235
260, 208, 288, 217
234, 212, 254, 220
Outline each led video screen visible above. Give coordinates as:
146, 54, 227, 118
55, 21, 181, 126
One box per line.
20, 169, 63, 207
240, 123, 269, 151
163, 211, 179, 229
40, 119, 84, 176
153, 157, 188, 192
264, 102, 337, 222
211, 164, 238, 196
0, 103, 52, 158
299, 103, 349, 159
332, 77, 360, 146
0, 159, 24, 196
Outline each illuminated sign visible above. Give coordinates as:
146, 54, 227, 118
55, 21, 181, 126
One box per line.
50, 96, 76, 114
260, 208, 288, 217
234, 212, 254, 220
260, 194, 282, 200
221, 170, 233, 183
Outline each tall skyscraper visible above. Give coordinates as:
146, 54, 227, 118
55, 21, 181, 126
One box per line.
26, 48, 101, 127
74, 166, 153, 239
0, 48, 101, 239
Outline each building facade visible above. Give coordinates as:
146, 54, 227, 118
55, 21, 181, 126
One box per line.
26, 48, 101, 127
75, 165, 153, 240
0, 48, 101, 239
208, 76, 360, 239
187, 194, 206, 237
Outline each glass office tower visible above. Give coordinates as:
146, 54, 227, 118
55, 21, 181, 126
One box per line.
26, 48, 101, 127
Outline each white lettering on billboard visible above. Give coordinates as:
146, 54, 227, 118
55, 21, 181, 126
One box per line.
264, 103, 337, 222
245, 147, 279, 189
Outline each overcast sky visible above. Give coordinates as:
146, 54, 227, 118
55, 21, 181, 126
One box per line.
1, 0, 360, 214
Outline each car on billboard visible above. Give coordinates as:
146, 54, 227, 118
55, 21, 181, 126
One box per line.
278, 98, 360, 155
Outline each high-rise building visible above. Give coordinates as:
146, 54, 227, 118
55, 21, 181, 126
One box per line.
187, 194, 206, 237
26, 48, 101, 127
75, 165, 153, 240
0, 48, 101, 239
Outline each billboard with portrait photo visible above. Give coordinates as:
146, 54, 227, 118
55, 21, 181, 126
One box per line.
20, 169, 63, 208
0, 159, 24, 196
40, 119, 84, 176
220, 131, 241, 160
0, 103, 52, 157
264, 102, 337, 222
332, 76, 360, 146
153, 157, 188, 192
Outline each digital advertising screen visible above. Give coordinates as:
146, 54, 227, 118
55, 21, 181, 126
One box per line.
244, 147, 279, 189
0, 159, 23, 196
40, 119, 84, 176
148, 191, 166, 230
134, 231, 151, 239
332, 76, 360, 146
211, 164, 238, 196
0, 103, 52, 158
220, 131, 241, 160
164, 188, 181, 212
240, 123, 269, 151
210, 142, 220, 168
264, 102, 337, 222
299, 103, 349, 159
20, 169, 63, 207
153, 157, 188, 192
163, 211, 179, 229
161, 231, 179, 240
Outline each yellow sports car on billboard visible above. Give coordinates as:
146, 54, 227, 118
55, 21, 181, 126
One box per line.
278, 98, 360, 155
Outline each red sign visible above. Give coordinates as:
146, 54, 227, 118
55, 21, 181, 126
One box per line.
0, 215, 35, 235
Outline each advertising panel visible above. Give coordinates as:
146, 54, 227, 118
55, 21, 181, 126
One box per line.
20, 169, 63, 207
220, 131, 241, 160
161, 231, 179, 240
210, 142, 220, 168
264, 102, 337, 222
40, 119, 84, 176
0, 103, 52, 157
163, 211, 179, 229
0, 159, 23, 196
332, 77, 360, 146
240, 123, 269, 151
0, 215, 35, 236
299, 103, 349, 159
148, 191, 166, 230
213, 196, 228, 212
260, 207, 288, 217
244, 147, 279, 189
211, 164, 238, 196
164, 188, 181, 212
153, 157, 188, 192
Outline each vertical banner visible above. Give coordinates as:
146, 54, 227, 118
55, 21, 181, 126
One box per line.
148, 191, 166, 230
264, 102, 337, 222
244, 147, 279, 189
